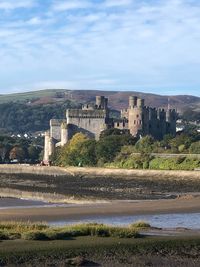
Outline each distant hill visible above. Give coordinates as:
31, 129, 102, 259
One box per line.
0, 89, 200, 134
0, 89, 200, 113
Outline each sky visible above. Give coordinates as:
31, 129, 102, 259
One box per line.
0, 0, 200, 96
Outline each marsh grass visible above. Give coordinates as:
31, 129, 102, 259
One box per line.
0, 221, 48, 232
0, 222, 143, 240
130, 221, 151, 229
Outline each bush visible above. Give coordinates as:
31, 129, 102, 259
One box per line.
130, 221, 151, 229
0, 222, 48, 232
22, 231, 49, 241
1, 222, 141, 240
109, 227, 140, 238
149, 157, 200, 170
0, 231, 9, 240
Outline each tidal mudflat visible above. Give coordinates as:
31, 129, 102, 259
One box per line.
0, 168, 200, 201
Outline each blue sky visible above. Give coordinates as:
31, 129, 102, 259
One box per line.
0, 0, 200, 96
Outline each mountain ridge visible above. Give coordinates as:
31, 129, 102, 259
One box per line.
0, 89, 200, 113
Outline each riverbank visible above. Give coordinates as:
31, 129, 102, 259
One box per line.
0, 168, 200, 202
0, 197, 200, 222
1, 164, 200, 178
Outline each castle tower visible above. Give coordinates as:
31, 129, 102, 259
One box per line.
128, 96, 144, 136
129, 96, 137, 108
49, 137, 55, 156
61, 122, 68, 146
43, 131, 50, 162
166, 109, 177, 136
96, 96, 108, 110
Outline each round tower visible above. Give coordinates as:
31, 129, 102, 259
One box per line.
43, 131, 50, 162
129, 96, 137, 109
137, 98, 144, 108
49, 137, 55, 156
96, 96, 104, 109
128, 97, 144, 136
61, 122, 68, 146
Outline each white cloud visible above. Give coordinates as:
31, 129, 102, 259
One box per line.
52, 0, 92, 11
103, 0, 133, 8
1, 0, 200, 95
27, 17, 42, 26
0, 0, 35, 10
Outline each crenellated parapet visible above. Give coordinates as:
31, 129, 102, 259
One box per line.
66, 109, 108, 120
44, 94, 178, 162
50, 119, 66, 141
120, 96, 178, 139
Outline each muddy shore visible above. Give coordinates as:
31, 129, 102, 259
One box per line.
0, 197, 200, 222
0, 168, 200, 201
0, 165, 199, 223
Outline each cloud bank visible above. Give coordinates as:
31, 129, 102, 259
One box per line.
0, 0, 200, 96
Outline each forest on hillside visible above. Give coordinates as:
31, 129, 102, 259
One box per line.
0, 98, 199, 135
0, 100, 80, 134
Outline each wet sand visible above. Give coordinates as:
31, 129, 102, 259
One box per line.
0, 197, 200, 222
0, 197, 51, 208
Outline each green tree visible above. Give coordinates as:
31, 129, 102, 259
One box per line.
59, 133, 90, 166
28, 146, 42, 162
135, 136, 155, 153
189, 141, 200, 154
9, 146, 25, 161
96, 135, 123, 163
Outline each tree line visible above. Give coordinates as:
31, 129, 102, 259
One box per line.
51, 128, 200, 170
0, 136, 43, 163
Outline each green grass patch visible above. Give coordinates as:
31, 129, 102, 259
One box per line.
130, 221, 151, 229
0, 222, 141, 241
0, 236, 200, 266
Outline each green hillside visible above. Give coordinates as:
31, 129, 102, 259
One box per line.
0, 89, 199, 134
0, 89, 67, 104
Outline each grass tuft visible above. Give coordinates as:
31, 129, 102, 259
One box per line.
0, 222, 141, 241
130, 221, 151, 229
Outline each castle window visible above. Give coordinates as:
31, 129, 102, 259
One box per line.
134, 120, 136, 124
137, 114, 139, 118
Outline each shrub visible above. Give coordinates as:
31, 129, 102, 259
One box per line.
1, 222, 141, 240
149, 157, 200, 170
45, 229, 71, 240
0, 231, 9, 240
109, 227, 140, 238
0, 222, 48, 233
22, 231, 48, 241
7, 232, 21, 240
130, 221, 151, 229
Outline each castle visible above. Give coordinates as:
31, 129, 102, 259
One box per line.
43, 96, 177, 162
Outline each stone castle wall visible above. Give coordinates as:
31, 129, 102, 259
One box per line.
66, 109, 108, 140
43, 95, 178, 161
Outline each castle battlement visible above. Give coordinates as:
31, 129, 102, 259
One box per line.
44, 95, 178, 162
66, 109, 108, 119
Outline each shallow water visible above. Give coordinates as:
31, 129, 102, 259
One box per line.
51, 213, 200, 230
0, 198, 200, 230
0, 197, 51, 208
